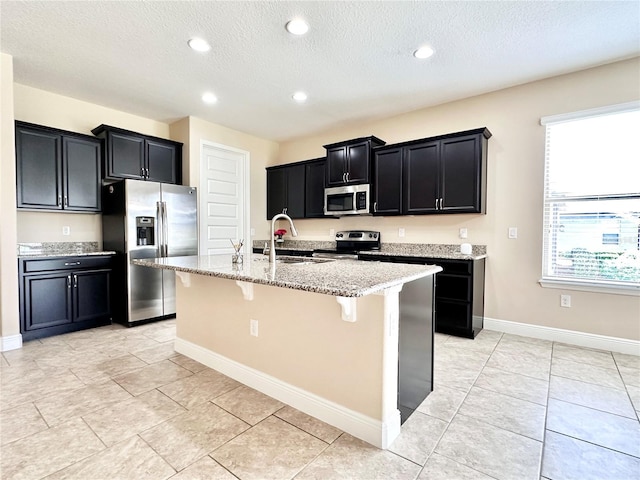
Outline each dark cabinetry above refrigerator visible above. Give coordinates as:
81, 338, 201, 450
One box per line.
92, 124, 183, 185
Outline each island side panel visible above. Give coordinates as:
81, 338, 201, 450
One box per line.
174, 273, 387, 420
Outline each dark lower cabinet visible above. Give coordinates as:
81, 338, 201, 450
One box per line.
15, 121, 102, 212
19, 256, 113, 341
359, 254, 486, 338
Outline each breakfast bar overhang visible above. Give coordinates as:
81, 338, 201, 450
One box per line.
134, 255, 442, 448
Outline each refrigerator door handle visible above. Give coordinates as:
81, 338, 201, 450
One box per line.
162, 201, 169, 257
156, 201, 164, 258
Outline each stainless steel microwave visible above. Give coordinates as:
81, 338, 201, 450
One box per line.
324, 184, 370, 216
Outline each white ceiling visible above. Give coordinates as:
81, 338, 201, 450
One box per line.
1, 1, 639, 142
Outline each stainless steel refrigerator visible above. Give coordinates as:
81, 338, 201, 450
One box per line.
102, 179, 197, 325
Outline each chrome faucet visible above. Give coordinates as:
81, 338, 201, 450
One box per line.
269, 213, 298, 263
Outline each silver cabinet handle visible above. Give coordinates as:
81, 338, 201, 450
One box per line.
435, 198, 438, 210
73, 274, 78, 288
440, 197, 443, 210
146, 168, 150, 178
373, 202, 377, 213
58, 195, 62, 206
67, 275, 71, 289
141, 167, 145, 178
64, 195, 68, 207
64, 261, 81, 266
346, 172, 350, 182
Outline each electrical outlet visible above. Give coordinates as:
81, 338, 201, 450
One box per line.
250, 319, 259, 337
508, 227, 518, 239
398, 228, 405, 238
560, 295, 571, 308
459, 228, 468, 239
329, 228, 335, 237
62, 226, 71, 236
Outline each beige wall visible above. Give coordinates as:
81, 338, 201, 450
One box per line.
177, 274, 386, 419
276, 58, 640, 341
0, 53, 19, 338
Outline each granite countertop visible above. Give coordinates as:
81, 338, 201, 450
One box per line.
17, 242, 116, 258
133, 254, 442, 298
252, 240, 487, 261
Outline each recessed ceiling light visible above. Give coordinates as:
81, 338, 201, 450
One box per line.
285, 18, 309, 35
188, 37, 211, 52
413, 45, 434, 59
202, 92, 218, 104
292, 91, 308, 103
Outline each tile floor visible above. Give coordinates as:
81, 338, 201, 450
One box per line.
1, 320, 639, 480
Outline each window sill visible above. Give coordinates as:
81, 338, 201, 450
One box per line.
538, 278, 640, 296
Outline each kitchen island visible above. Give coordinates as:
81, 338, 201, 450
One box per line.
134, 254, 441, 448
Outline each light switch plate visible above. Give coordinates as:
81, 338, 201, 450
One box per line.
459, 228, 468, 239
508, 227, 518, 239
250, 228, 255, 236
62, 226, 70, 236
398, 228, 405, 238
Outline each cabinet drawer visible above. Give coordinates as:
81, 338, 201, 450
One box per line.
22, 256, 113, 273
431, 260, 472, 275
436, 274, 472, 301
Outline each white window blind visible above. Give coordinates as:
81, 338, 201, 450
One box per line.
541, 102, 640, 291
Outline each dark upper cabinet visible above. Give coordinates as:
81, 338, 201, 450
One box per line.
16, 121, 101, 212
372, 147, 403, 215
304, 158, 326, 218
266, 163, 305, 219
324, 136, 386, 187
92, 124, 182, 184
63, 136, 101, 211
374, 128, 491, 216
404, 141, 440, 214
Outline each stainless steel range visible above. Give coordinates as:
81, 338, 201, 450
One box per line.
313, 230, 381, 259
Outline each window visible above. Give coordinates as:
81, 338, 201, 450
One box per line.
540, 102, 640, 294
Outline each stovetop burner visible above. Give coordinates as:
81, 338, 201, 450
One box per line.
312, 230, 381, 259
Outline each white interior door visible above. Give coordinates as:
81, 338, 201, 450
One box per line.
200, 141, 250, 256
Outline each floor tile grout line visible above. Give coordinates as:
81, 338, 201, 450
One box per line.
539, 340, 555, 479
545, 428, 640, 460
547, 390, 639, 420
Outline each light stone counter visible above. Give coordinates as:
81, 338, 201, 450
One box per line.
17, 242, 116, 258
134, 254, 442, 298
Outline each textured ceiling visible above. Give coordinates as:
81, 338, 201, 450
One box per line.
1, 1, 639, 141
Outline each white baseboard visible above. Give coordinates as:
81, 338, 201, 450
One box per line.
175, 337, 396, 448
484, 317, 640, 356
0, 334, 23, 352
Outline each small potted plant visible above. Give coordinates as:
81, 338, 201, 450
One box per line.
274, 228, 287, 243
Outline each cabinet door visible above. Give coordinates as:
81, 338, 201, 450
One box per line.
266, 168, 286, 219
305, 160, 326, 218
73, 270, 111, 323
404, 141, 440, 214
373, 148, 402, 215
23, 273, 72, 330
440, 134, 481, 212
326, 146, 347, 186
107, 132, 145, 180
15, 125, 62, 209
146, 140, 178, 184
345, 141, 370, 184
63, 136, 101, 211
286, 164, 305, 218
